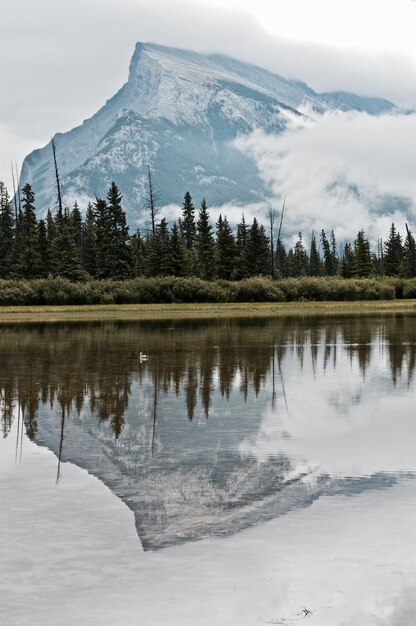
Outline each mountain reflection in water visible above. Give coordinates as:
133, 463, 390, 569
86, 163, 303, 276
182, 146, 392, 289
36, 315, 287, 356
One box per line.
1, 315, 416, 549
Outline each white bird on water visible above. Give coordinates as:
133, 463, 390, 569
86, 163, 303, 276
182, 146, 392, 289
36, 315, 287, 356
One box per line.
139, 352, 149, 362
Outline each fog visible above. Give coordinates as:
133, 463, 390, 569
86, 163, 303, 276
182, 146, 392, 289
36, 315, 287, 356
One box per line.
236, 109, 416, 243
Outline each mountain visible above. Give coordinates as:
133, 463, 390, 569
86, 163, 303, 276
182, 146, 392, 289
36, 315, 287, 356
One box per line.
19, 42, 395, 224
33, 378, 396, 551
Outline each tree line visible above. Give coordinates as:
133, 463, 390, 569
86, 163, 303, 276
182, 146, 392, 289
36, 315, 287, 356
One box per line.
1, 179, 416, 281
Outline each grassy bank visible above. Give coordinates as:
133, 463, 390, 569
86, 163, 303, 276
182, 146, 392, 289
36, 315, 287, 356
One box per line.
0, 299, 415, 323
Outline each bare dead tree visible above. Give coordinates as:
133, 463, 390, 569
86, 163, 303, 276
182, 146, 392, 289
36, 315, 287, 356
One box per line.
10, 162, 18, 220
151, 379, 158, 457
14, 162, 21, 212
144, 164, 160, 236
271, 341, 276, 409
276, 195, 287, 278
277, 195, 286, 244
56, 404, 66, 484
406, 223, 416, 277
15, 401, 21, 463
268, 203, 276, 279
377, 237, 384, 275
51, 138, 63, 215
277, 347, 289, 412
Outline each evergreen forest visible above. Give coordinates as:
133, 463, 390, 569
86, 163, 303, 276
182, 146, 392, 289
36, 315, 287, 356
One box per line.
1, 176, 416, 304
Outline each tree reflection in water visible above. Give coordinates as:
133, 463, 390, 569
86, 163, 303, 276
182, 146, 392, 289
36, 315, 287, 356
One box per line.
0, 315, 415, 443
1, 315, 416, 549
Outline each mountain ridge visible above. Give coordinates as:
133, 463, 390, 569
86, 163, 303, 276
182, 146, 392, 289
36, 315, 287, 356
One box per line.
19, 42, 396, 224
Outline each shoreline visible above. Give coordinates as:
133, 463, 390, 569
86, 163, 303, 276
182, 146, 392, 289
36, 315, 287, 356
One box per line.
0, 300, 415, 323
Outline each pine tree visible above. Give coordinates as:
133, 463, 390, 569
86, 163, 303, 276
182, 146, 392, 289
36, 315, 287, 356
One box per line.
144, 218, 174, 278
46, 209, 56, 262
94, 197, 112, 279
170, 222, 187, 277
404, 224, 416, 278
196, 199, 216, 280
52, 207, 83, 280
106, 182, 132, 279
245, 217, 270, 276
70, 202, 83, 250
181, 191, 197, 250
291, 232, 308, 277
353, 230, 372, 277
321, 229, 336, 276
49, 203, 64, 275
216, 214, 236, 280
341, 243, 355, 278
130, 228, 146, 276
373, 238, 384, 276
285, 248, 295, 277
15, 184, 41, 278
81, 202, 97, 277
144, 232, 159, 277
233, 214, 249, 279
275, 239, 287, 278
156, 218, 173, 276
37, 219, 49, 277
0, 182, 14, 278
309, 232, 321, 276
330, 230, 338, 275
384, 223, 404, 276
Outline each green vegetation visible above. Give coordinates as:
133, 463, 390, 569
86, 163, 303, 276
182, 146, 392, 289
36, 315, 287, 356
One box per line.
2, 177, 416, 287
0, 275, 415, 310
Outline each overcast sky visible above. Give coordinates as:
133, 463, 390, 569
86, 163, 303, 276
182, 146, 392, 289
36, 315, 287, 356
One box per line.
2, 0, 416, 231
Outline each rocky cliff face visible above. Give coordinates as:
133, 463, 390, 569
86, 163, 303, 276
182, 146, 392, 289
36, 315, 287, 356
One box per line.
20, 42, 395, 224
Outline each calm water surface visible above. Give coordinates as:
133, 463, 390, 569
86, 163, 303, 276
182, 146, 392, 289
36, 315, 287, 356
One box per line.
1, 315, 416, 625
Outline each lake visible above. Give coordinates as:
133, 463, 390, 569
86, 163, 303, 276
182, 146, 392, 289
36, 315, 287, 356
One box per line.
1, 314, 416, 625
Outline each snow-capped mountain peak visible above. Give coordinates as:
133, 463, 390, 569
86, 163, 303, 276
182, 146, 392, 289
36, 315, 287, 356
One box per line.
19, 42, 395, 223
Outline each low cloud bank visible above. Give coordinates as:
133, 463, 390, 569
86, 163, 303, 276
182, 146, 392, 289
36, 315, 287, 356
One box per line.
161, 201, 264, 230
236, 110, 416, 244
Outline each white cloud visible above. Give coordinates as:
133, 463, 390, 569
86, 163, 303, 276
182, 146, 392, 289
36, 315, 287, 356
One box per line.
160, 201, 264, 231
236, 111, 416, 243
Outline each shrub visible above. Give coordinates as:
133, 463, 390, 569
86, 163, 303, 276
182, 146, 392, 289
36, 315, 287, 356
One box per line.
276, 277, 395, 302
231, 277, 285, 302
165, 277, 226, 303
0, 276, 411, 306
403, 279, 416, 299
0, 280, 36, 306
